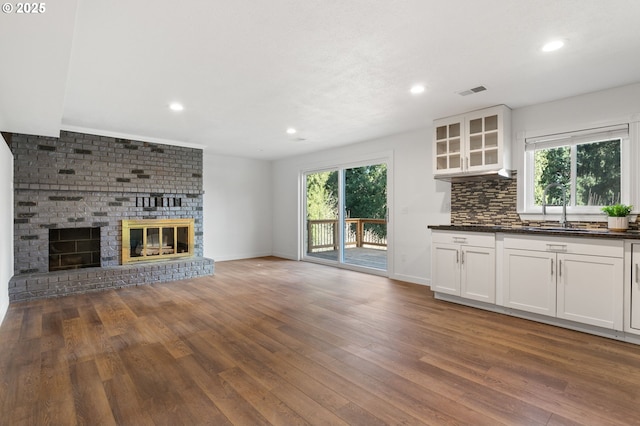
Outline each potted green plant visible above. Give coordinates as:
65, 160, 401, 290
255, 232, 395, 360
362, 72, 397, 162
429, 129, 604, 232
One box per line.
601, 204, 633, 232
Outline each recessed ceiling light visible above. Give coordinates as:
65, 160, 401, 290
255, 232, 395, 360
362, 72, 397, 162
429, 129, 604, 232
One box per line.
286, 128, 297, 134
542, 40, 564, 52
410, 84, 425, 95
169, 102, 184, 111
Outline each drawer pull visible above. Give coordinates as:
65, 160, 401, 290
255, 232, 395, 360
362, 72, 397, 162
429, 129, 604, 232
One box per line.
453, 237, 467, 244
546, 244, 567, 252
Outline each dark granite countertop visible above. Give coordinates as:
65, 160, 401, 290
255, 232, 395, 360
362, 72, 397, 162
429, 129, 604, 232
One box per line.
428, 225, 640, 240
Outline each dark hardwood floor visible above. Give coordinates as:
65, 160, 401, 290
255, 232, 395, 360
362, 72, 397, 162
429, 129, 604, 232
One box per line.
1, 257, 640, 425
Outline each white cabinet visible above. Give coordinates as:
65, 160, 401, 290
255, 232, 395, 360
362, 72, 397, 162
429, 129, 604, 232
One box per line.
557, 254, 622, 329
433, 105, 511, 177
503, 248, 556, 316
461, 245, 496, 303
432, 243, 460, 295
433, 117, 463, 175
431, 231, 495, 303
630, 244, 640, 330
502, 235, 624, 330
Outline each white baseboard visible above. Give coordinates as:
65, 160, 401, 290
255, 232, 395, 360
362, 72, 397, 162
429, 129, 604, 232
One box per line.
270, 251, 298, 261
391, 273, 430, 286
211, 252, 274, 262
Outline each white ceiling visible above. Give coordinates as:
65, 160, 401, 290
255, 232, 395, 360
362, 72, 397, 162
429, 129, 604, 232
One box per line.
2, 0, 640, 159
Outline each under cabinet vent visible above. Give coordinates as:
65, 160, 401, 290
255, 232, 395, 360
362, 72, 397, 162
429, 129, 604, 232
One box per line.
457, 85, 487, 96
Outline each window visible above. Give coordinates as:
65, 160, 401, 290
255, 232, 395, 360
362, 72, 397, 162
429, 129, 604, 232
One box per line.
525, 125, 629, 213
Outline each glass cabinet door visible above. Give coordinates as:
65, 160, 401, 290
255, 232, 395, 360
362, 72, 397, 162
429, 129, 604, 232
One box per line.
434, 121, 463, 173
467, 113, 500, 169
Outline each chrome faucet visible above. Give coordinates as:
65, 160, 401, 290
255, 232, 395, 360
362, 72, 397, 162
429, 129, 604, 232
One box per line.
542, 183, 569, 228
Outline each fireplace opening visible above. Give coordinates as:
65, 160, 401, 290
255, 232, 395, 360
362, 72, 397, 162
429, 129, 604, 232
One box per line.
121, 218, 194, 264
49, 227, 101, 271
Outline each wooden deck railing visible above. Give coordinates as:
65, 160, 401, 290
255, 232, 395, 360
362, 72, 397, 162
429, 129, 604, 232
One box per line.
307, 218, 387, 253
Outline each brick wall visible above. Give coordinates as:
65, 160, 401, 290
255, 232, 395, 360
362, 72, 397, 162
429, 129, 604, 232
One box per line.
10, 130, 213, 301
12, 131, 202, 195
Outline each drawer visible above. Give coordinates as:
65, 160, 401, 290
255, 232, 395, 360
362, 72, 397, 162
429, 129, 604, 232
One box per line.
503, 235, 623, 258
431, 231, 495, 248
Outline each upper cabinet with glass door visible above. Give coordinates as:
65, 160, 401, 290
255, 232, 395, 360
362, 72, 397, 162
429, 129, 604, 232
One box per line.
433, 105, 511, 178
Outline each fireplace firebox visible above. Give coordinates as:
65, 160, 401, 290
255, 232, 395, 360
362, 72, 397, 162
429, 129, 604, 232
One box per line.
49, 227, 101, 271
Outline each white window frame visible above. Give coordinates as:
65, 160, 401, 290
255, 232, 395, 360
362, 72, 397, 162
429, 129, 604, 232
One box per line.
520, 123, 637, 222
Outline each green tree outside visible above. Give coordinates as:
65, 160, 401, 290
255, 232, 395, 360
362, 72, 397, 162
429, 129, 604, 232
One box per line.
306, 171, 337, 220
534, 139, 620, 206
306, 164, 387, 240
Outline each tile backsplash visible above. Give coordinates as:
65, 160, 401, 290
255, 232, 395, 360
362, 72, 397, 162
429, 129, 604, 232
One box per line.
450, 174, 637, 230
450, 175, 522, 227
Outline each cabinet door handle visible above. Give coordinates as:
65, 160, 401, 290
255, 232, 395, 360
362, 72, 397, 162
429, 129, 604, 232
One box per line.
550, 259, 554, 276
461, 251, 465, 265
636, 264, 639, 284
559, 259, 562, 278
456, 250, 459, 264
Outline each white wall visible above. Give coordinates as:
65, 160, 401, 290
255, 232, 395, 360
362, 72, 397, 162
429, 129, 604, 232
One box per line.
0, 135, 14, 326
202, 152, 273, 261
512, 83, 640, 137
272, 128, 450, 285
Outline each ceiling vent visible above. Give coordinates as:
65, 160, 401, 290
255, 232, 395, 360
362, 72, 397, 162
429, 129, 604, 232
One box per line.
457, 85, 487, 96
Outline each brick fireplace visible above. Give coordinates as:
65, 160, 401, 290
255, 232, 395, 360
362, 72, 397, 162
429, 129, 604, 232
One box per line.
9, 131, 214, 301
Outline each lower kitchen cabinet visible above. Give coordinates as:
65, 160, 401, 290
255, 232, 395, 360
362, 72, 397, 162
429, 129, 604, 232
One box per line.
503, 248, 556, 316
460, 245, 495, 303
431, 231, 495, 303
430, 227, 637, 342
631, 244, 640, 330
556, 253, 622, 329
502, 235, 624, 330
431, 243, 460, 295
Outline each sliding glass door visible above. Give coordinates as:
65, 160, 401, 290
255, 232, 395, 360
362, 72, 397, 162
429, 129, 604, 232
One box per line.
343, 164, 387, 269
304, 163, 388, 272
305, 170, 339, 262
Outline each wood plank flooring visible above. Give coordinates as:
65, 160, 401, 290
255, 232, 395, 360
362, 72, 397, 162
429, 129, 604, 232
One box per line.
1, 256, 640, 425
